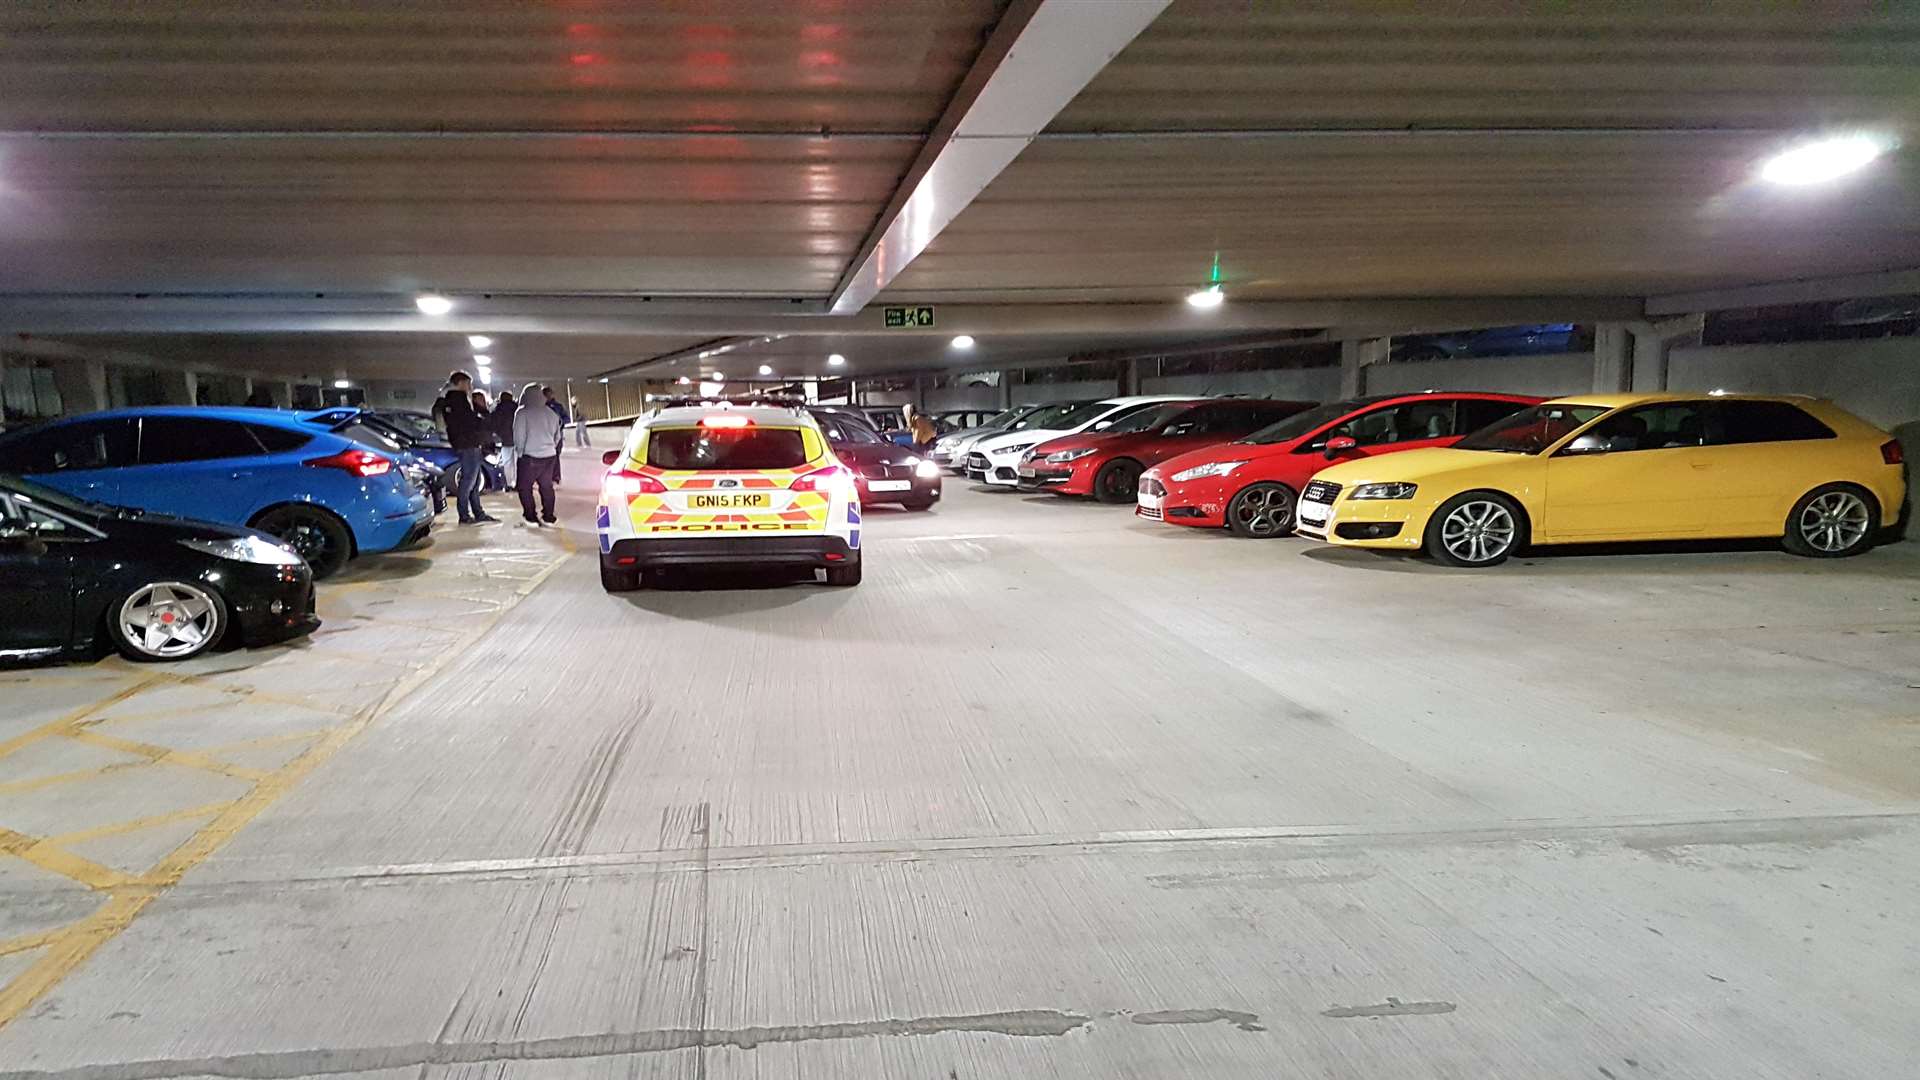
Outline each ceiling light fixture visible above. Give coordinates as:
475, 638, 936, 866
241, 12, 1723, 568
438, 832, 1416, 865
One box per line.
677, 376, 692, 385
758, 364, 774, 376
1759, 133, 1891, 186
415, 293, 453, 316
332, 379, 351, 389
1185, 285, 1225, 309
828, 354, 846, 366
472, 354, 492, 366
478, 370, 491, 385
950, 334, 975, 350
467, 335, 491, 349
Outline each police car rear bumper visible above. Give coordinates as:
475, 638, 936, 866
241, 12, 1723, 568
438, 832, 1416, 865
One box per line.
603, 535, 857, 570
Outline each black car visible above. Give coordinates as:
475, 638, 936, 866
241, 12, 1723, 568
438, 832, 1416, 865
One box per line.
0, 473, 319, 663
808, 408, 941, 510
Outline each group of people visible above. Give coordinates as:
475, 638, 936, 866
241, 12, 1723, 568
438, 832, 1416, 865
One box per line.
436, 372, 587, 528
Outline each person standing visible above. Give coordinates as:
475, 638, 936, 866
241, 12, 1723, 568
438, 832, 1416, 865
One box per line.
543, 386, 568, 482
471, 390, 506, 492
570, 396, 591, 447
492, 389, 519, 488
908, 406, 937, 454
440, 371, 497, 524
513, 381, 564, 526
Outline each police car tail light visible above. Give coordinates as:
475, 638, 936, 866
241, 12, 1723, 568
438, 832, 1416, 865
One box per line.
604, 469, 667, 496
789, 465, 850, 492
701, 415, 752, 429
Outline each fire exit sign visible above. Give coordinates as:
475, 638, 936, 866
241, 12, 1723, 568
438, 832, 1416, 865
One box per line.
883, 305, 936, 328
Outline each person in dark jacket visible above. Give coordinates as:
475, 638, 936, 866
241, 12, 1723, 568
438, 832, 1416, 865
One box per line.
492, 389, 520, 487
440, 371, 497, 524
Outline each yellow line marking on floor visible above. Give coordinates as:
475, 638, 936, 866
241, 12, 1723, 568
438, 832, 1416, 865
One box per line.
0, 927, 64, 959
0, 760, 151, 797
130, 673, 362, 717
0, 677, 161, 763
64, 730, 269, 783
41, 801, 238, 848
0, 829, 133, 891
190, 730, 329, 757
0, 549, 574, 1030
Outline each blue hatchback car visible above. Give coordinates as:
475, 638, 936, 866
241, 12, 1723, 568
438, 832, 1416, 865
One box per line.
0, 407, 431, 578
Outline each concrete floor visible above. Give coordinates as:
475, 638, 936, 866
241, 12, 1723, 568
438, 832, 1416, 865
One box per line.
3, 447, 1918, 1078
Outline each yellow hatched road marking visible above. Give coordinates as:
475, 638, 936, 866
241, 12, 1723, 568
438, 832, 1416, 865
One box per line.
0, 677, 161, 762
0, 548, 572, 1030
0, 927, 66, 959
42, 801, 239, 848
64, 730, 269, 783
0, 829, 132, 891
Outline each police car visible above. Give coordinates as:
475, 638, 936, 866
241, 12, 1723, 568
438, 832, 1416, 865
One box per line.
596, 403, 863, 590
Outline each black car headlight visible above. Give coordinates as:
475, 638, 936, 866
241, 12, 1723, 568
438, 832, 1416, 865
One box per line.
1348, 482, 1418, 500
179, 536, 306, 566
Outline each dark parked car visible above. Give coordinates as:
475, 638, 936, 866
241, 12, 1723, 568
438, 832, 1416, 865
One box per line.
1, 473, 318, 663
808, 408, 941, 510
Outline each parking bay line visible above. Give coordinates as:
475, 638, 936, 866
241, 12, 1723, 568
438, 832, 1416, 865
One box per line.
0, 550, 572, 1031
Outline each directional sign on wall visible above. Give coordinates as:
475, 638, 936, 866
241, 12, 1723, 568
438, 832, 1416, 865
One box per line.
883, 305, 936, 328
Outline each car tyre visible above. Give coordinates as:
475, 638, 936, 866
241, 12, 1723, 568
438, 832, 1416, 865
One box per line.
1225, 482, 1297, 538
1783, 483, 1878, 558
1424, 491, 1524, 568
252, 505, 353, 579
108, 580, 227, 663
1093, 459, 1145, 503
825, 560, 862, 586
600, 562, 641, 592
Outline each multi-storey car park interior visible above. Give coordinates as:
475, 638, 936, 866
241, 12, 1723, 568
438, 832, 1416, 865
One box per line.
1, 4, 1918, 1077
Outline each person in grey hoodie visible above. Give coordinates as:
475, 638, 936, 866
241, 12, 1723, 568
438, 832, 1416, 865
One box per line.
512, 381, 564, 526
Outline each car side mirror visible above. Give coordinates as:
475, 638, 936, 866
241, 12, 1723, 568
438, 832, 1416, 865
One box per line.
1092, 421, 1112, 431
1324, 435, 1358, 459
1559, 434, 1609, 456
0, 524, 47, 556
601, 450, 620, 466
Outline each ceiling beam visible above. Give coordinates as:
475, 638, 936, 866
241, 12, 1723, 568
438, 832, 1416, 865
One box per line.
825, 0, 1172, 315
0, 293, 1645, 337
1646, 268, 1920, 315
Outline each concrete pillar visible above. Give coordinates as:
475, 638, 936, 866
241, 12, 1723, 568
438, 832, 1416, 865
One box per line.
1592, 322, 1633, 392
1339, 337, 1391, 397
1120, 357, 1143, 396
999, 372, 1013, 409
1629, 314, 1705, 393
50, 356, 109, 414
914, 374, 930, 412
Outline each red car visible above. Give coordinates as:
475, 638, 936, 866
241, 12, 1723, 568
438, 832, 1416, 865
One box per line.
1015, 398, 1314, 503
1138, 392, 1544, 536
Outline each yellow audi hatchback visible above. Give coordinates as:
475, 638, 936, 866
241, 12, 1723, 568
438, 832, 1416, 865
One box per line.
1296, 393, 1906, 567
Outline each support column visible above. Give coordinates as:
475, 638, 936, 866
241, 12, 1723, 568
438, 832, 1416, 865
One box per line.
1628, 313, 1705, 393
1120, 357, 1143, 396
1591, 322, 1633, 392
1339, 337, 1390, 397
999, 371, 1013, 409
914, 374, 930, 413
49, 356, 109, 414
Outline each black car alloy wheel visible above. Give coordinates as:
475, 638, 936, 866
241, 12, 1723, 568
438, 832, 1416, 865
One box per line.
252, 506, 352, 578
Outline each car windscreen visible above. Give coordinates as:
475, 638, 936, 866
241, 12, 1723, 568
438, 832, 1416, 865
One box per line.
1, 472, 109, 520
1099, 403, 1187, 435
339, 422, 405, 453
381, 412, 442, 441
1010, 404, 1082, 430
1453, 404, 1610, 454
647, 426, 809, 470
1050, 401, 1130, 430
981, 406, 1027, 427
1238, 399, 1371, 445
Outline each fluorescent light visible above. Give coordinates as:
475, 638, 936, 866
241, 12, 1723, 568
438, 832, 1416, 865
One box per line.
758, 364, 774, 376
1759, 133, 1890, 185
699, 381, 724, 397
828, 354, 846, 366
467, 335, 491, 349
1186, 285, 1225, 309
1708, 387, 1728, 396
478, 370, 491, 385
332, 379, 351, 389
415, 293, 453, 316
950, 334, 975, 350
677, 376, 692, 385
599, 377, 609, 384
472, 354, 492, 366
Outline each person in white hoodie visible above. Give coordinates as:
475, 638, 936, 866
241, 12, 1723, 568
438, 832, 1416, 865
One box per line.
511, 381, 564, 526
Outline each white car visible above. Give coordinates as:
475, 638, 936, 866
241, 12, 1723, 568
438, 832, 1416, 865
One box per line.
597, 404, 863, 589
930, 402, 1076, 472
965, 397, 1201, 487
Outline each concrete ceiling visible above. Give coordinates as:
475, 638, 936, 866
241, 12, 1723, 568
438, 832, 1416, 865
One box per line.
4, 1, 1919, 380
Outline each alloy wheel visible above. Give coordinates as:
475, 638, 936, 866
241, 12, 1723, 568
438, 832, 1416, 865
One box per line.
1232, 485, 1294, 538
1440, 500, 1516, 564
1798, 490, 1870, 553
118, 582, 221, 659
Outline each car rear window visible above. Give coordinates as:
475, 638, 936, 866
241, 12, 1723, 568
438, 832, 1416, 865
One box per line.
647, 426, 809, 470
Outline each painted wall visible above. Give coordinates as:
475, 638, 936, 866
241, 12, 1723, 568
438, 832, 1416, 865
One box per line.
1364, 351, 1592, 398
362, 380, 442, 411
1143, 366, 1342, 402
1011, 378, 1117, 405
